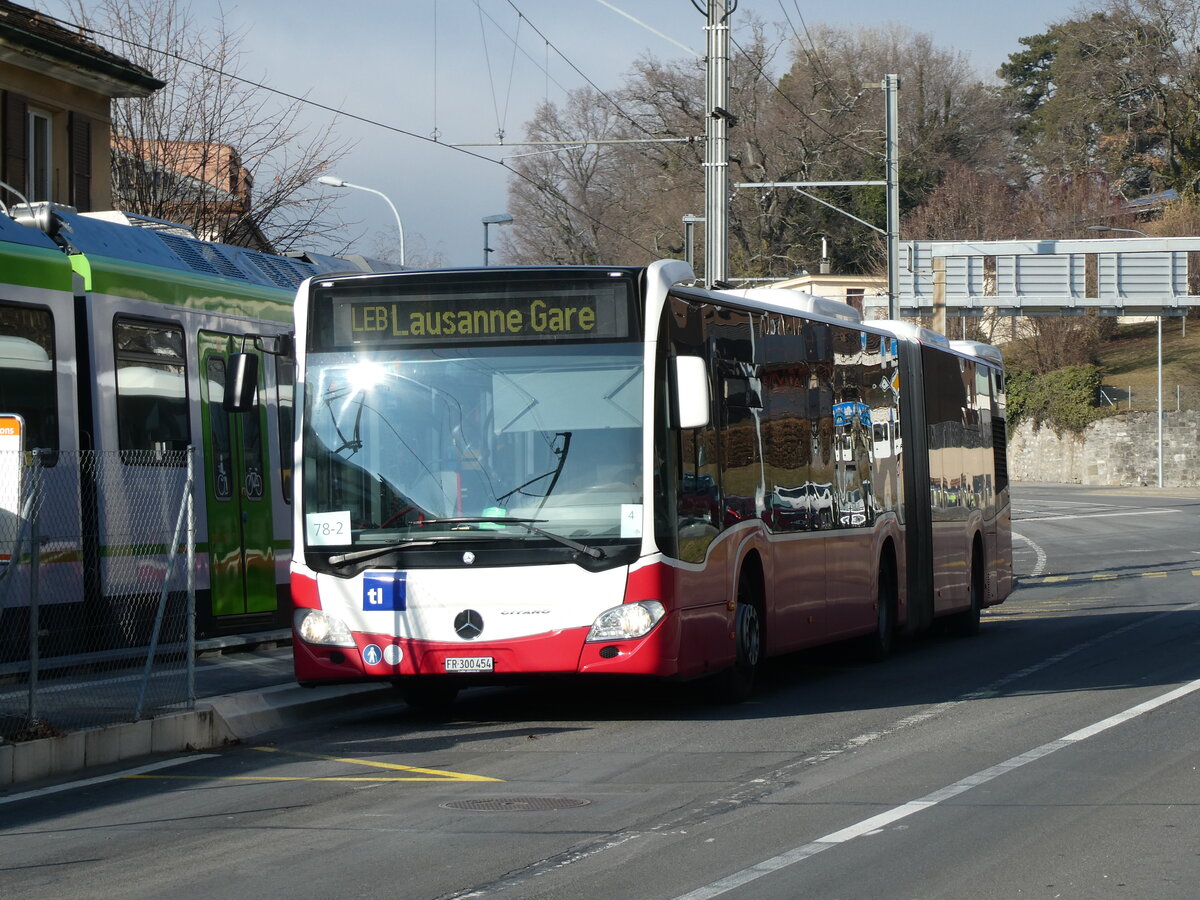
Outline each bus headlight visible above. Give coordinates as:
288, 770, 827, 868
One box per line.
294, 608, 356, 647
586, 600, 665, 641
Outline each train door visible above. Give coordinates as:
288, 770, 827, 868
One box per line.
198, 331, 276, 624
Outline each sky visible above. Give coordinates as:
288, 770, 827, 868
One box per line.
41, 0, 1089, 266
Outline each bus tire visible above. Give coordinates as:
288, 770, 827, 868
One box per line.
712, 568, 763, 703
949, 542, 984, 637
862, 561, 896, 662
397, 678, 460, 712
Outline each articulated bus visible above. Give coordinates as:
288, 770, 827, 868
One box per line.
281, 260, 1012, 705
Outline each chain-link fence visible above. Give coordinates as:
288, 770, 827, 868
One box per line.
0, 448, 195, 741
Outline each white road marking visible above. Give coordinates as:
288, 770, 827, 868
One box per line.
0, 754, 218, 806
672, 677, 1200, 900
1018, 508, 1179, 522
1012, 530, 1047, 576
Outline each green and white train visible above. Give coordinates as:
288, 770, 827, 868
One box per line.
0, 203, 382, 655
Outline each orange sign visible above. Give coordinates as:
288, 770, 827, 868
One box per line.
0, 414, 23, 566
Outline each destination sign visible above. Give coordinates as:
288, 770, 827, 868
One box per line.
324, 282, 633, 348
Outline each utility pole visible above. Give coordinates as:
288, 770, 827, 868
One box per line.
704, 0, 730, 287
884, 74, 900, 320
732, 75, 901, 315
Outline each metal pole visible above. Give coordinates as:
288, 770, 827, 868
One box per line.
136, 456, 193, 721
26, 461, 40, 725
704, 0, 729, 287
1157, 315, 1163, 487
885, 74, 901, 321
483, 221, 490, 267
186, 446, 196, 708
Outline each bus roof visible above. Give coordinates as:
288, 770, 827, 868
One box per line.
718, 287, 862, 324
949, 339, 1005, 367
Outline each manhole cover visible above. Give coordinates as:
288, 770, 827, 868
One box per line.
442, 797, 591, 812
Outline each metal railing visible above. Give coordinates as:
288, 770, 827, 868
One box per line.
0, 448, 196, 740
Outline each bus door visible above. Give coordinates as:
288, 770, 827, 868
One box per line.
198, 332, 276, 620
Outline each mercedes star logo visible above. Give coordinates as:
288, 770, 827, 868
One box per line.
454, 609, 484, 640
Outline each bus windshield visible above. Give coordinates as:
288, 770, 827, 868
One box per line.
301, 343, 645, 551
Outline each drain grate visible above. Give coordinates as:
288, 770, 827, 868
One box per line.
442, 797, 591, 812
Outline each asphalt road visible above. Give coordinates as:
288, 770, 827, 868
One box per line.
2, 484, 1199, 900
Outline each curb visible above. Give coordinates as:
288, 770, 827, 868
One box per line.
0, 681, 394, 791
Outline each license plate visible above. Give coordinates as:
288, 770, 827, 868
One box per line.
444, 657, 494, 673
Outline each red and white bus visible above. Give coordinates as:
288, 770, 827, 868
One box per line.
277, 260, 1011, 706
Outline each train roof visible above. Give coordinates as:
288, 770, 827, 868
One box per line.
57, 207, 342, 291
0, 205, 65, 250
4, 204, 391, 295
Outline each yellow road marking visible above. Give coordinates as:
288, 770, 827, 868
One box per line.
251, 746, 500, 781
1024, 569, 1197, 585
124, 747, 501, 784
126, 775, 489, 782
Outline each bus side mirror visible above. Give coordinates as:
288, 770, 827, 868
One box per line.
672, 355, 710, 429
223, 353, 259, 412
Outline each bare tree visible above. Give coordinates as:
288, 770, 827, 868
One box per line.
505, 21, 1008, 278
59, 0, 352, 252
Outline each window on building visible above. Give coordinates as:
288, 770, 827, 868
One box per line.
27, 109, 51, 203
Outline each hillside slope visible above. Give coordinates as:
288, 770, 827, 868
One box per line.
1095, 319, 1200, 411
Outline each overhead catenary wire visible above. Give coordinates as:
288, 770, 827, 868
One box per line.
431, 0, 440, 141
475, 0, 522, 142
33, 9, 662, 259
500, 0, 698, 156
778, 0, 845, 114
594, 0, 700, 58
473, 1, 574, 100
729, 32, 882, 163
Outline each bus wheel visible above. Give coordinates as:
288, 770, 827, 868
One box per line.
949, 548, 984, 637
713, 571, 762, 703
397, 678, 460, 712
862, 564, 895, 662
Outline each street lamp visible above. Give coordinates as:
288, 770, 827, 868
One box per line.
482, 213, 513, 266
317, 175, 405, 267
1087, 223, 1163, 486
1087, 224, 1150, 237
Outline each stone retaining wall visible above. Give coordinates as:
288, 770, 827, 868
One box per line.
1009, 410, 1200, 487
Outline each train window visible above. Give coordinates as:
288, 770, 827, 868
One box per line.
0, 302, 57, 459
242, 378, 266, 502
205, 358, 233, 500
114, 318, 190, 464
276, 356, 294, 503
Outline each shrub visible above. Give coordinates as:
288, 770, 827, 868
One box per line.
1006, 364, 1111, 433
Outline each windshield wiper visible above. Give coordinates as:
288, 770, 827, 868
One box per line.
327, 540, 436, 566
417, 517, 606, 560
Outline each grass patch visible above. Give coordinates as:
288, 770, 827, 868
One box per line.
1094, 318, 1200, 410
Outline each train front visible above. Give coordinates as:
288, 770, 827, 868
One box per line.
289, 267, 678, 692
